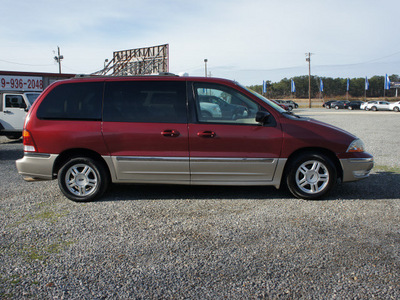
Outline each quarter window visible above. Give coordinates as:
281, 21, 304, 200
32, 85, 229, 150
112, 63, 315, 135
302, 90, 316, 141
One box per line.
36, 82, 103, 120
103, 81, 187, 123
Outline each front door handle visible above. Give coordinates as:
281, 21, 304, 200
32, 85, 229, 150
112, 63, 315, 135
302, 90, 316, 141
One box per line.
161, 129, 180, 137
197, 131, 216, 138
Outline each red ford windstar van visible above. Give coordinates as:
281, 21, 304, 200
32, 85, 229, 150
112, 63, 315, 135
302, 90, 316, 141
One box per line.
16, 75, 373, 202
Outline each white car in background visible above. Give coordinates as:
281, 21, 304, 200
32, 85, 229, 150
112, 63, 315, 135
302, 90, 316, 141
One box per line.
199, 102, 222, 118
389, 101, 400, 112
365, 101, 391, 111
360, 101, 373, 110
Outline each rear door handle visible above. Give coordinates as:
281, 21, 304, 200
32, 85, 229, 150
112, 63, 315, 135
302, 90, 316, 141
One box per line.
161, 129, 180, 137
197, 131, 216, 138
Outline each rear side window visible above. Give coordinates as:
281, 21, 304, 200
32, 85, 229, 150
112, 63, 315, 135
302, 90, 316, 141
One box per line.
36, 82, 103, 120
103, 81, 187, 123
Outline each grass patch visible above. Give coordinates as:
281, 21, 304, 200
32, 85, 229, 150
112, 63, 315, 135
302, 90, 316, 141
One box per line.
20, 239, 76, 262
7, 206, 69, 228
32, 210, 66, 224
374, 165, 400, 174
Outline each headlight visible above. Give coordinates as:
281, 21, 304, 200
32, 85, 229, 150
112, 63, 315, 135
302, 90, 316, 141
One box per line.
347, 139, 365, 153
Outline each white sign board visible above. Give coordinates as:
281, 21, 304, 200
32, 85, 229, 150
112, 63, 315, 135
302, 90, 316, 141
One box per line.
391, 82, 400, 89
0, 75, 43, 91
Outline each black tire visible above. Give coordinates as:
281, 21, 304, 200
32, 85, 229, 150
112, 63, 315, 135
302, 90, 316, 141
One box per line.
348, 106, 353, 110
335, 106, 339, 110
394, 107, 399, 112
6, 134, 22, 140
371, 106, 377, 111
286, 152, 337, 200
58, 157, 109, 202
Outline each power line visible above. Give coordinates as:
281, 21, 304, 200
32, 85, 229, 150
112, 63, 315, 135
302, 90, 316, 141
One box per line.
0, 59, 53, 67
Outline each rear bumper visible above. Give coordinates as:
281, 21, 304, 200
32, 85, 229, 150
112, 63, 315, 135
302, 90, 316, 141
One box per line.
16, 153, 57, 181
340, 157, 374, 182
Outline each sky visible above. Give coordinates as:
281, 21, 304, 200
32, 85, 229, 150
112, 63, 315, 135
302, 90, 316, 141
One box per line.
1, 0, 400, 86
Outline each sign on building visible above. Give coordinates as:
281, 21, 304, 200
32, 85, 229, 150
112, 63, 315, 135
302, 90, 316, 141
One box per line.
0, 75, 43, 91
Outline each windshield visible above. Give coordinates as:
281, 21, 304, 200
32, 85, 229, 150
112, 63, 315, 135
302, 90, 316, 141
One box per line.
25, 93, 40, 105
240, 85, 287, 113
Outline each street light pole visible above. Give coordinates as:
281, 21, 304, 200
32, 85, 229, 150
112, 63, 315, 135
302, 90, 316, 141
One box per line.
204, 59, 208, 77
306, 52, 312, 108
54, 46, 64, 74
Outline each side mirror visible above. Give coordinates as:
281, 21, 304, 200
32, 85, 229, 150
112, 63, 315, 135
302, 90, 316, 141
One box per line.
255, 111, 270, 124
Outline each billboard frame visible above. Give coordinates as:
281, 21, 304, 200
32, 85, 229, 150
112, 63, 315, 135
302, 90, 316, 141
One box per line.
94, 44, 169, 76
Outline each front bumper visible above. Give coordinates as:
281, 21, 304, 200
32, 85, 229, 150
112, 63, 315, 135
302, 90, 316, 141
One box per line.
340, 156, 374, 182
16, 153, 58, 181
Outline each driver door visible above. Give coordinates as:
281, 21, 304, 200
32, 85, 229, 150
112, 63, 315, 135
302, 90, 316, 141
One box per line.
188, 83, 283, 184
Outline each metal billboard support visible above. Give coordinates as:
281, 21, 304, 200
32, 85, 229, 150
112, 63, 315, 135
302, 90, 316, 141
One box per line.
92, 44, 169, 76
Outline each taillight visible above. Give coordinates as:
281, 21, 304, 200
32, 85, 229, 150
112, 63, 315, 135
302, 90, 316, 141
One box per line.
23, 130, 36, 152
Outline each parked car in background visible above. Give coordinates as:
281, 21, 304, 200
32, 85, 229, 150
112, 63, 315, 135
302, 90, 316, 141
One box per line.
347, 100, 364, 110
199, 102, 222, 118
275, 100, 292, 111
199, 95, 248, 119
0, 92, 41, 139
331, 100, 350, 110
360, 101, 373, 110
285, 100, 299, 109
389, 101, 400, 112
365, 101, 391, 111
272, 100, 291, 111
322, 100, 337, 109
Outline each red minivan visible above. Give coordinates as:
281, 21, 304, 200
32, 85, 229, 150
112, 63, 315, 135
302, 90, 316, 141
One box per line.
16, 75, 373, 202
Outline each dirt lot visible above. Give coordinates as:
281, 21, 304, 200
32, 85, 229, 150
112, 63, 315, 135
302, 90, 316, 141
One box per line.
1, 109, 399, 299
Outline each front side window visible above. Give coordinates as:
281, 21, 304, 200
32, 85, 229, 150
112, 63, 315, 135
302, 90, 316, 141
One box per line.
5, 95, 26, 109
193, 83, 264, 125
103, 81, 187, 123
36, 82, 103, 120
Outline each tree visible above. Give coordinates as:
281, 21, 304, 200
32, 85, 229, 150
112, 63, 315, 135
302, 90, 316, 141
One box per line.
248, 74, 399, 99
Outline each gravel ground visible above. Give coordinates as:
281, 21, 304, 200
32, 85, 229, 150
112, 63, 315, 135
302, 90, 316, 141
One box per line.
1, 109, 399, 299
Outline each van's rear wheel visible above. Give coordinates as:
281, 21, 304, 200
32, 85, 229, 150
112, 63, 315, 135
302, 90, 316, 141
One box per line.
58, 157, 109, 202
286, 153, 337, 200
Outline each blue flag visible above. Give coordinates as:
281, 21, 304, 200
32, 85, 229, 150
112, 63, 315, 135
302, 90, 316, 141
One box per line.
320, 79, 324, 92
347, 78, 350, 91
263, 80, 267, 93
291, 79, 296, 93
384, 74, 391, 90
365, 77, 369, 90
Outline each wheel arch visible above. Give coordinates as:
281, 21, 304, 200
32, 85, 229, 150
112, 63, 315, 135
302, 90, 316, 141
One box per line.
282, 147, 343, 184
53, 148, 111, 180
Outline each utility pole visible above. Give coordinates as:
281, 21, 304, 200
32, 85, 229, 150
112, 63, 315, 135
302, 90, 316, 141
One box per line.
204, 59, 208, 77
306, 52, 313, 108
54, 46, 64, 74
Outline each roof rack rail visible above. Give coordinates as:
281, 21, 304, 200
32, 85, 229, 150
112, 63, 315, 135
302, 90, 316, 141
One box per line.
74, 74, 97, 78
158, 72, 178, 76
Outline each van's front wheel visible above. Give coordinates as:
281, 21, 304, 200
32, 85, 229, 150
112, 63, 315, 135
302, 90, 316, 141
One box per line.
58, 157, 109, 202
286, 153, 337, 200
